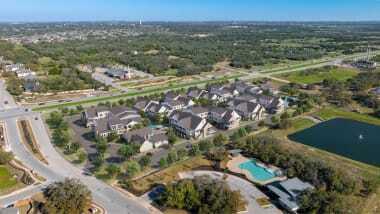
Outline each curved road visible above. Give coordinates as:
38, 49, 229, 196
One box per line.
0, 81, 158, 213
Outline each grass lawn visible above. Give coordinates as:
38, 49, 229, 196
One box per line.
289, 118, 316, 134
0, 166, 18, 192
314, 107, 380, 126
33, 74, 244, 112
129, 157, 212, 195
278, 67, 358, 84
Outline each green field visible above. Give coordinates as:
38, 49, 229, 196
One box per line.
278, 67, 358, 84
0, 166, 18, 191
33, 74, 244, 112
314, 107, 380, 126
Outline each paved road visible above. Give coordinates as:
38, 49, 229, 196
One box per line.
0, 80, 17, 110
179, 170, 282, 214
0, 84, 158, 213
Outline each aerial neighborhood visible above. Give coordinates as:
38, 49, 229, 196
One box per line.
0, 16, 380, 214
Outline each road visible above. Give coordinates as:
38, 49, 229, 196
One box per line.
32, 50, 379, 113
179, 170, 282, 214
0, 80, 17, 110
0, 87, 158, 213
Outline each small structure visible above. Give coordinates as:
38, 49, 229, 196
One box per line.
267, 178, 315, 212
105, 68, 132, 80
123, 127, 168, 153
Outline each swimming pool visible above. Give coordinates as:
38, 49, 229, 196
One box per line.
239, 160, 276, 181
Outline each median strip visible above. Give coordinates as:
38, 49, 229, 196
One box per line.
17, 120, 49, 165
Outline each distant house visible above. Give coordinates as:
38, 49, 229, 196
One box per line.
371, 87, 380, 97
162, 96, 195, 112
133, 99, 157, 113
184, 106, 210, 119
187, 88, 208, 100
163, 91, 181, 103
227, 99, 265, 121
208, 107, 241, 130
235, 94, 284, 114
267, 178, 314, 212
169, 111, 214, 139
105, 68, 132, 80
353, 59, 377, 69
5, 63, 24, 73
15, 69, 36, 78
122, 127, 168, 153
23, 74, 40, 92
145, 101, 169, 118
93, 115, 141, 138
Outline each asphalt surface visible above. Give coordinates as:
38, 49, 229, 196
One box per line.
0, 86, 157, 213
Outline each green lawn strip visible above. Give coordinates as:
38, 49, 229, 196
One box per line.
314, 107, 380, 126
0, 166, 18, 190
33, 74, 244, 112
277, 68, 358, 84
290, 118, 316, 133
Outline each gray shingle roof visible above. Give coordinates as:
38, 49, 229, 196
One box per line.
170, 111, 204, 130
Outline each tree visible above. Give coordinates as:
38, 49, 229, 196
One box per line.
125, 161, 141, 178
139, 156, 151, 169
189, 144, 201, 156
47, 111, 65, 129
0, 150, 13, 164
106, 164, 121, 178
43, 178, 92, 214
213, 134, 228, 146
52, 129, 71, 147
159, 157, 168, 168
199, 140, 214, 152
77, 151, 87, 163
95, 138, 107, 155
167, 129, 178, 145
118, 144, 138, 160
279, 119, 292, 129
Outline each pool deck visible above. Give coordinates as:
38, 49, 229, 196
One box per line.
227, 155, 286, 186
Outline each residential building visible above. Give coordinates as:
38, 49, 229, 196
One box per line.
187, 87, 208, 100
162, 96, 195, 112
5, 63, 24, 73
23, 74, 40, 92
235, 94, 284, 113
122, 127, 168, 153
145, 101, 169, 118
208, 107, 241, 129
93, 115, 141, 138
105, 68, 132, 80
133, 99, 155, 112
169, 111, 214, 139
227, 99, 265, 121
184, 106, 210, 119
267, 178, 314, 212
81, 106, 141, 128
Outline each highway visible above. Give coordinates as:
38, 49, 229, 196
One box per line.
32, 50, 380, 113
0, 85, 158, 213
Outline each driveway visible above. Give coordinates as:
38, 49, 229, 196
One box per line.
179, 170, 282, 214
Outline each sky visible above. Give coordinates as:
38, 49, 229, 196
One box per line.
0, 0, 380, 22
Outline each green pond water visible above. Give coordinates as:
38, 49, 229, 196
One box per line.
289, 118, 380, 167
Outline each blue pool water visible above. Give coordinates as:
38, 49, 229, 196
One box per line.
239, 160, 276, 181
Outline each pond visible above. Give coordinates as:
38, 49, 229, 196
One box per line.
289, 118, 380, 167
